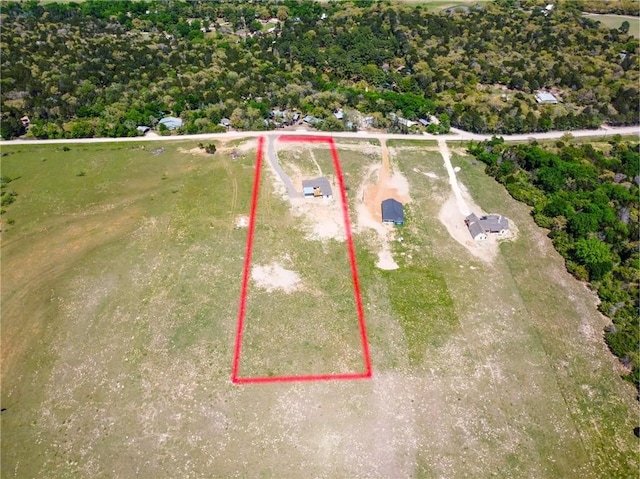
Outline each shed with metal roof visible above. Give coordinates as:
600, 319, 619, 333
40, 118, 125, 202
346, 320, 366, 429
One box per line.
158, 117, 183, 130
381, 198, 405, 226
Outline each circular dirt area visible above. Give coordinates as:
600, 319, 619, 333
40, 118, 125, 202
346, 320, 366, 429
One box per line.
251, 263, 302, 293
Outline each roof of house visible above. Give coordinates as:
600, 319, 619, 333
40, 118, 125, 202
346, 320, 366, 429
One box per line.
479, 214, 509, 232
137, 125, 150, 133
303, 115, 323, 125
468, 220, 486, 239
220, 118, 231, 126
465, 213, 509, 234
302, 177, 332, 197
381, 198, 404, 223
465, 213, 485, 239
334, 109, 344, 120
535, 91, 558, 104
158, 117, 183, 130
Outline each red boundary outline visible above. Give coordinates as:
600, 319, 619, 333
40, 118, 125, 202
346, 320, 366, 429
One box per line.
231, 135, 372, 384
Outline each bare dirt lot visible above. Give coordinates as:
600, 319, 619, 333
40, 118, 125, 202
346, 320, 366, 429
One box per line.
1, 138, 637, 478
354, 139, 412, 270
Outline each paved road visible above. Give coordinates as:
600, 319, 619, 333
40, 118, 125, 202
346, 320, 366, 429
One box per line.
266, 135, 302, 199
1, 125, 638, 146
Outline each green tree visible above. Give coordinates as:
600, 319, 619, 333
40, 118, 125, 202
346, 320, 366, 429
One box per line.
574, 237, 614, 281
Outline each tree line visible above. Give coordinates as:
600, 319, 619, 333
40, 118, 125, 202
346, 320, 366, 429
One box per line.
1, 0, 638, 140
469, 136, 640, 390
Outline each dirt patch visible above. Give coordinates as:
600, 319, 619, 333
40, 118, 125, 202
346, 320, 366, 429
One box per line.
363, 139, 410, 222
178, 147, 211, 156
235, 215, 249, 228
251, 263, 302, 293
413, 167, 439, 179
355, 139, 409, 269
291, 196, 347, 242
376, 241, 399, 270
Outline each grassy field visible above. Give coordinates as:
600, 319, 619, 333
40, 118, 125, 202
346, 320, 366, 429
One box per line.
1, 138, 638, 478
583, 13, 640, 37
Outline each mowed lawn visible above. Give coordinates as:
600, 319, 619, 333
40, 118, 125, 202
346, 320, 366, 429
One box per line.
1, 138, 638, 478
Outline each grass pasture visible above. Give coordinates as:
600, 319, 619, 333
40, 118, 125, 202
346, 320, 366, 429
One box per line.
1, 137, 638, 478
582, 13, 640, 37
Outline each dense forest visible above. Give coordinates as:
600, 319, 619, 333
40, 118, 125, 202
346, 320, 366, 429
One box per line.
1, 0, 638, 139
468, 137, 640, 389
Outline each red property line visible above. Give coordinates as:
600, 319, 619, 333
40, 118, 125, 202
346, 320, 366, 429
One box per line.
231, 136, 264, 382
231, 135, 372, 384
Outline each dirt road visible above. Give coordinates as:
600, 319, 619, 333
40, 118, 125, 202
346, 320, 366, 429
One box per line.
2, 125, 637, 147
438, 138, 470, 217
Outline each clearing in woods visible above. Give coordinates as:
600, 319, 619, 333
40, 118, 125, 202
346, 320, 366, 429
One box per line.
0, 137, 637, 478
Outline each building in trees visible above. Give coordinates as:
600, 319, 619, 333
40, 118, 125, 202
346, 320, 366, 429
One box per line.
158, 117, 183, 130
535, 92, 559, 104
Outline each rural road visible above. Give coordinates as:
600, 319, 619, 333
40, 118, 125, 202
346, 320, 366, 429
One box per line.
1, 125, 638, 146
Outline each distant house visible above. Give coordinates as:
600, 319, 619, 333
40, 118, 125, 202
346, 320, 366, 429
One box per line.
158, 116, 183, 130
302, 177, 332, 199
418, 118, 430, 127
381, 198, 405, 226
334, 109, 344, 120
389, 112, 415, 128
137, 125, 150, 134
303, 115, 323, 126
535, 91, 559, 104
219, 118, 231, 128
465, 213, 509, 240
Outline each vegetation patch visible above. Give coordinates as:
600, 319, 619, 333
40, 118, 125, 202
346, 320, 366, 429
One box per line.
1, 139, 638, 478
468, 136, 640, 388
1, 1, 637, 140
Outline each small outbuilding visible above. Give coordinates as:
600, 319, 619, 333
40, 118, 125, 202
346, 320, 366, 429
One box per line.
302, 177, 332, 199
381, 198, 405, 226
535, 91, 558, 104
137, 125, 150, 134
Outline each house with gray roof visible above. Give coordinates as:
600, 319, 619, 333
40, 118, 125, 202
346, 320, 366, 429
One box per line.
158, 116, 183, 130
465, 213, 509, 240
302, 177, 332, 199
